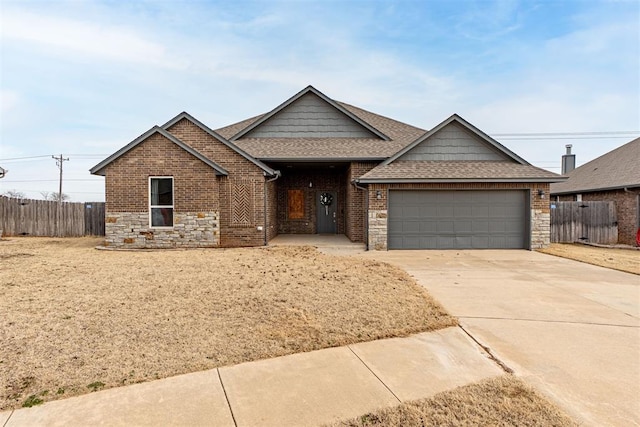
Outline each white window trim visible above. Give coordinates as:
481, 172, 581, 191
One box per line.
149, 176, 174, 228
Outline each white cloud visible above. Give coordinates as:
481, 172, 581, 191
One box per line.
1, 9, 186, 69
0, 90, 20, 114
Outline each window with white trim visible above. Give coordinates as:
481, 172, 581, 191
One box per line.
149, 177, 174, 227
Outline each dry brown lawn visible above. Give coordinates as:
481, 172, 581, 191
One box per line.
539, 243, 640, 275
330, 375, 576, 427
0, 237, 456, 410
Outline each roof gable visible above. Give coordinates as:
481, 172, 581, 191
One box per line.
383, 114, 529, 166
90, 126, 228, 176
550, 137, 640, 194
231, 86, 390, 141
397, 121, 511, 161
161, 112, 276, 176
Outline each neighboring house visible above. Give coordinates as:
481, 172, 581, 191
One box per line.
551, 138, 640, 246
91, 86, 563, 250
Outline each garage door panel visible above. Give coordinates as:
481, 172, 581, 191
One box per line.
388, 190, 527, 249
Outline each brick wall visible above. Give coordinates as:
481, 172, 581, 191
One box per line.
103, 119, 270, 248
559, 189, 639, 246
266, 178, 278, 241
166, 119, 266, 247
275, 168, 347, 234
105, 133, 220, 213
345, 162, 377, 242
366, 182, 551, 250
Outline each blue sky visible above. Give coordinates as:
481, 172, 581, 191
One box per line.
1, 0, 638, 201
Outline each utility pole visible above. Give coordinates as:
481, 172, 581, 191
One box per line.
52, 154, 69, 236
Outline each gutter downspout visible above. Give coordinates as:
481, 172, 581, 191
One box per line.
264, 170, 281, 246
352, 179, 369, 250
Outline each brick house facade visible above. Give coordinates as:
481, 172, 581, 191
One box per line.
92, 86, 563, 250
551, 138, 639, 246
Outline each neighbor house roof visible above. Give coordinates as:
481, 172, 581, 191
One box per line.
90, 126, 228, 176
550, 138, 640, 195
358, 161, 562, 183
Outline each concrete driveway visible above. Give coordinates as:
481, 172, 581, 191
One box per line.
362, 249, 640, 427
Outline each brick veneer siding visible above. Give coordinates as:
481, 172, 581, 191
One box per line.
103, 133, 221, 248
103, 119, 270, 248
166, 119, 267, 247
275, 168, 347, 234
346, 162, 378, 242
266, 179, 278, 242
556, 189, 639, 245
367, 182, 551, 250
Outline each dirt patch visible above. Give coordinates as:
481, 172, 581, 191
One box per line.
0, 237, 456, 410
329, 375, 576, 427
539, 243, 640, 275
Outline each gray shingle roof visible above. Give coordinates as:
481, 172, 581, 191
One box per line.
550, 138, 640, 194
358, 161, 562, 183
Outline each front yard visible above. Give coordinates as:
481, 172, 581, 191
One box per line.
0, 237, 456, 410
538, 243, 640, 275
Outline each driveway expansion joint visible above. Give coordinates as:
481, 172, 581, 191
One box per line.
347, 345, 402, 403
2, 410, 13, 427
457, 325, 514, 374
217, 368, 238, 427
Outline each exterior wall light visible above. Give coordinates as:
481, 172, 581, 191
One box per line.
376, 190, 382, 199
538, 189, 545, 199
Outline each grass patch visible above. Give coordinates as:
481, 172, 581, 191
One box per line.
0, 237, 455, 410
539, 243, 639, 275
87, 382, 105, 392
329, 375, 577, 427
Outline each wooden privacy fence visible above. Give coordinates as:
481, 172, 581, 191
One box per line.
550, 201, 618, 244
0, 196, 105, 237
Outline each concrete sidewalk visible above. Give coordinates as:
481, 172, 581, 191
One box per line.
1, 327, 503, 427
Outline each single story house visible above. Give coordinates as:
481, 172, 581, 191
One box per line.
91, 86, 563, 250
551, 138, 640, 246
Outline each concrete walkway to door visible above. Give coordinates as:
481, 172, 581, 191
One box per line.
360, 249, 640, 427
269, 234, 365, 255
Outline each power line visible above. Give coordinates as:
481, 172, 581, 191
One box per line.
495, 136, 634, 140
491, 131, 638, 136
2, 179, 103, 183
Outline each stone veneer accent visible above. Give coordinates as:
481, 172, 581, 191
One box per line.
368, 209, 388, 250
531, 209, 550, 249
105, 212, 220, 248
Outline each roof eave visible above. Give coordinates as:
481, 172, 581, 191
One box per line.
551, 183, 640, 195
257, 157, 387, 162
357, 177, 566, 184
89, 126, 229, 177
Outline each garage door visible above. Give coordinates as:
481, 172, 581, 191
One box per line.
388, 190, 528, 249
